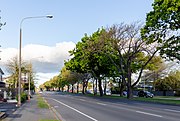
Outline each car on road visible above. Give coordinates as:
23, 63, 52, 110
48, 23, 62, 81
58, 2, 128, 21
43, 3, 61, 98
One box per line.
137, 91, 154, 98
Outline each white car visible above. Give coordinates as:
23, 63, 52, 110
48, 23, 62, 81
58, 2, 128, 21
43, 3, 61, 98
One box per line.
106, 90, 112, 95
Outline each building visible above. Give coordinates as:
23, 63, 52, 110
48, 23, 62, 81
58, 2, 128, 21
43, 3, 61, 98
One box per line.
0, 68, 5, 88
0, 68, 4, 82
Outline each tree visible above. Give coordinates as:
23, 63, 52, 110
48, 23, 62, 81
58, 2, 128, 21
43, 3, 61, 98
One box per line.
141, 58, 172, 90
99, 23, 159, 98
141, 0, 180, 61
0, 10, 6, 30
154, 70, 180, 95
66, 29, 115, 96
6, 56, 35, 89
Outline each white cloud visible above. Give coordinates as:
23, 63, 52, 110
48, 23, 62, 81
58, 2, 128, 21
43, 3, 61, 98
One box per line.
0, 41, 75, 86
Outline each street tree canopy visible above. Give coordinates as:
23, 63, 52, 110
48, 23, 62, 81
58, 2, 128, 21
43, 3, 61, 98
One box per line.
141, 0, 180, 61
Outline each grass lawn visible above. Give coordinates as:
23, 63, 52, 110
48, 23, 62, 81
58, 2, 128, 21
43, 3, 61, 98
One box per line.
154, 96, 179, 98
133, 97, 180, 105
37, 95, 49, 108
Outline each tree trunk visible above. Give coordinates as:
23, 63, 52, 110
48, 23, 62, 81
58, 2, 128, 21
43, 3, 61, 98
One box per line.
119, 79, 124, 96
127, 60, 133, 99
104, 78, 107, 95
82, 81, 85, 94
67, 85, 70, 92
98, 78, 103, 97
77, 82, 79, 94
163, 90, 166, 96
94, 79, 97, 95
72, 84, 74, 93
93, 79, 95, 94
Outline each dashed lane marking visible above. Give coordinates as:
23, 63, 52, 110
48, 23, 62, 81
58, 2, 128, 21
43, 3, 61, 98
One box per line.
136, 111, 162, 118
52, 98, 98, 121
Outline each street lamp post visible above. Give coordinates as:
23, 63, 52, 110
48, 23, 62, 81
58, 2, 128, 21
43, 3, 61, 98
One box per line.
18, 15, 53, 107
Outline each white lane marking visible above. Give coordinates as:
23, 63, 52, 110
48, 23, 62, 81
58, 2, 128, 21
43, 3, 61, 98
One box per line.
79, 99, 86, 101
52, 98, 98, 121
136, 111, 162, 118
164, 109, 180, 113
54, 106, 59, 108
97, 102, 107, 106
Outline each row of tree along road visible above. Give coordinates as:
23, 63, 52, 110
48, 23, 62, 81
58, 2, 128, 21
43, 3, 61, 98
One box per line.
41, 0, 180, 99
41, 0, 180, 98
2, 0, 179, 99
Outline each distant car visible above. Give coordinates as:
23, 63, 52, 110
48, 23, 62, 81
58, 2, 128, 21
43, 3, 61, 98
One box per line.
86, 90, 92, 94
123, 91, 127, 96
106, 90, 112, 95
137, 91, 154, 98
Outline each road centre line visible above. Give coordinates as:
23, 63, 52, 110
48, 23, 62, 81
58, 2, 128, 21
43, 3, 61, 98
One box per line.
52, 98, 98, 121
96, 102, 107, 106
136, 111, 163, 118
164, 109, 180, 113
78, 98, 107, 106
79, 99, 86, 101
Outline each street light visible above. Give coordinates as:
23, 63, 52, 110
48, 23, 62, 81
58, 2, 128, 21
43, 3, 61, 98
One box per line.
18, 15, 53, 107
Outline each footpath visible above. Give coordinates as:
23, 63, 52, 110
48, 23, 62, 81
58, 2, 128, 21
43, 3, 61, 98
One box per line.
1, 94, 59, 121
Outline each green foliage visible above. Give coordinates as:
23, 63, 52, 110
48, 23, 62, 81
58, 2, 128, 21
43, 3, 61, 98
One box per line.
141, 0, 180, 61
154, 70, 180, 91
6, 57, 35, 88
16, 92, 28, 103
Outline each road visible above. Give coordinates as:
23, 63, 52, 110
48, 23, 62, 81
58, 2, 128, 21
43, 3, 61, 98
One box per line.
43, 91, 180, 121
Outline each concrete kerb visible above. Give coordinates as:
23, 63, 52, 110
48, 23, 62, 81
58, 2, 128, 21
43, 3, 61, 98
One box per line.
43, 97, 64, 121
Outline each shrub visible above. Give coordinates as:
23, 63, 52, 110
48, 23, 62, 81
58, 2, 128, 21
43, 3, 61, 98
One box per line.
16, 92, 28, 103
174, 91, 180, 97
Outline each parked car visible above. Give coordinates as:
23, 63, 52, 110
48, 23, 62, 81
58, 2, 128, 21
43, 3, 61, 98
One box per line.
123, 91, 127, 96
137, 91, 154, 98
106, 90, 112, 95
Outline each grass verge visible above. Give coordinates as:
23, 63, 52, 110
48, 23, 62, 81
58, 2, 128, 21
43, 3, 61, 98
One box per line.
37, 95, 49, 108
133, 97, 180, 105
61, 92, 180, 105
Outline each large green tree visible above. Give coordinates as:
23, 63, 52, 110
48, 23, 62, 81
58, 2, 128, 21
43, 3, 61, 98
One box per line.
141, 0, 180, 61
66, 29, 115, 96
154, 70, 180, 95
99, 23, 159, 98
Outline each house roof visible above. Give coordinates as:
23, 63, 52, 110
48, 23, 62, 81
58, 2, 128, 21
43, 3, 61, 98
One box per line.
0, 68, 4, 75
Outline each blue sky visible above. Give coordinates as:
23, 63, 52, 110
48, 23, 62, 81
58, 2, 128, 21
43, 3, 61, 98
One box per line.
0, 0, 154, 86
0, 0, 153, 48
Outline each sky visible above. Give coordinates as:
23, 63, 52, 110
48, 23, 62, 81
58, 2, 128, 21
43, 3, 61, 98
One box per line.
0, 0, 154, 86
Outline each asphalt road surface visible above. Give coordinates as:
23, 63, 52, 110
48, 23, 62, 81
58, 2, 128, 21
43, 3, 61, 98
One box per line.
43, 91, 180, 121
